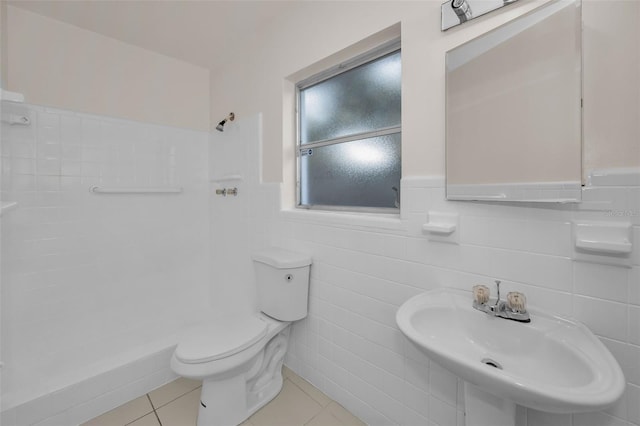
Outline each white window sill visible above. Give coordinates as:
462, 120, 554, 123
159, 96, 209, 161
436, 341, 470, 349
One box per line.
280, 208, 405, 232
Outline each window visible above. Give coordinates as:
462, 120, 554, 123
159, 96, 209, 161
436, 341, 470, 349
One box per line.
296, 41, 401, 212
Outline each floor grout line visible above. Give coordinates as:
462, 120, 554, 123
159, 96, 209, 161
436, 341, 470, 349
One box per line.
151, 385, 204, 411
286, 378, 319, 406
303, 409, 323, 426
153, 408, 163, 426
146, 393, 157, 411
289, 376, 332, 408
147, 394, 163, 426
122, 397, 156, 426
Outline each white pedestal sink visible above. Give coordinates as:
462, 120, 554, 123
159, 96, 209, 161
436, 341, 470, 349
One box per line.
396, 288, 625, 425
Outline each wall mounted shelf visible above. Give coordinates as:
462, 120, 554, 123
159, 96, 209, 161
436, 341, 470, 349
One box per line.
574, 222, 632, 255
576, 238, 632, 254
422, 222, 456, 234
423, 212, 459, 243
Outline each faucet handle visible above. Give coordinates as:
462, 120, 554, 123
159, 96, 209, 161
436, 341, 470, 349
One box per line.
506, 292, 527, 313
473, 285, 490, 304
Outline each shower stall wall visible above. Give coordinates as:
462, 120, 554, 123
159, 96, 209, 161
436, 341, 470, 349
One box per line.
0, 101, 211, 424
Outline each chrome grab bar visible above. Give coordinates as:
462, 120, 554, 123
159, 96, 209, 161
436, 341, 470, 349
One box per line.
89, 186, 182, 194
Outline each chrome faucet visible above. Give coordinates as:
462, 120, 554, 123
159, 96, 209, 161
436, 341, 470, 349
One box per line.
472, 280, 530, 323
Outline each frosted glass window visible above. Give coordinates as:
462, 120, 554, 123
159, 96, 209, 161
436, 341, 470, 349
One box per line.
300, 134, 401, 208
297, 42, 401, 211
300, 51, 401, 144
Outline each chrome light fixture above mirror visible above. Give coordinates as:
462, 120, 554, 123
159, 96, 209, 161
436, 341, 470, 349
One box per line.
442, 0, 520, 31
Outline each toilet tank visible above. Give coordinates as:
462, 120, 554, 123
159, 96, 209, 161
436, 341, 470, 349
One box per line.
252, 248, 312, 321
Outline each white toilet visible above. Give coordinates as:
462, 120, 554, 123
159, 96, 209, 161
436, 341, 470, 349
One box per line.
170, 248, 312, 426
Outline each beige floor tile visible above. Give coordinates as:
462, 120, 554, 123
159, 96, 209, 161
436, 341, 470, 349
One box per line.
305, 408, 348, 426
286, 370, 332, 408
250, 379, 323, 426
81, 396, 153, 426
156, 388, 201, 426
126, 413, 161, 426
83, 369, 364, 426
148, 377, 202, 409
325, 402, 366, 426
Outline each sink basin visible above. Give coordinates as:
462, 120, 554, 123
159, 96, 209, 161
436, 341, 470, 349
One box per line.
396, 288, 625, 414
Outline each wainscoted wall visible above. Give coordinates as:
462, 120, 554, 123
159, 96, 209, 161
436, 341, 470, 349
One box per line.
276, 176, 639, 426
273, 175, 640, 426
0, 101, 210, 424
213, 117, 639, 426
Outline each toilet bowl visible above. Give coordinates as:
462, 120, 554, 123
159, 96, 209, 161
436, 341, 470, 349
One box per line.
170, 312, 291, 425
170, 248, 312, 426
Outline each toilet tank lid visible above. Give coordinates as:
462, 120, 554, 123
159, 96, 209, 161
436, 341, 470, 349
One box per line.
252, 248, 312, 269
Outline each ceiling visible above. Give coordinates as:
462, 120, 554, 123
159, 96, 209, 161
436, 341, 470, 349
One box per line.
6, 0, 299, 73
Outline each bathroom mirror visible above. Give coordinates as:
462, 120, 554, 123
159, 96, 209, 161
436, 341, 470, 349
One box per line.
446, 0, 582, 202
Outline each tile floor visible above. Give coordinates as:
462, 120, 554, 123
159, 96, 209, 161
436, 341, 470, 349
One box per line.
82, 367, 365, 426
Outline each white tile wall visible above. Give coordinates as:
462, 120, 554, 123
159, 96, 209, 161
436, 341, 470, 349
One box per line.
0, 102, 210, 423
246, 150, 638, 424
212, 117, 640, 426
3, 110, 638, 426
208, 113, 275, 317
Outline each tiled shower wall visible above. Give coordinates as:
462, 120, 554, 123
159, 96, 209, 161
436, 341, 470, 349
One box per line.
0, 102, 211, 415
208, 114, 274, 317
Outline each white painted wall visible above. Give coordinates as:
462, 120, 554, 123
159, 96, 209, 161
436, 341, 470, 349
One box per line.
209, 0, 640, 184
0, 2, 7, 88
0, 3, 6, 421
582, 0, 640, 175
5, 6, 210, 132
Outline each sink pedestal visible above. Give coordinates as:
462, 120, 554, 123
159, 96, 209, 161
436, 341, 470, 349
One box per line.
464, 382, 516, 426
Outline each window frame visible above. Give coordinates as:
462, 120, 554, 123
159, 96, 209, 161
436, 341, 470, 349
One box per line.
295, 39, 402, 214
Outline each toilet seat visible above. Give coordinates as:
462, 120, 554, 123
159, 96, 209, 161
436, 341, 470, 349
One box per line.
175, 315, 268, 364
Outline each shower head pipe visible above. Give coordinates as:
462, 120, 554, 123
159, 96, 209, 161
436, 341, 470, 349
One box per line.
216, 112, 235, 132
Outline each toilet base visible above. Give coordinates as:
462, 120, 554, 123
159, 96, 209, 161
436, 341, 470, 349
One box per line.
196, 327, 289, 426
